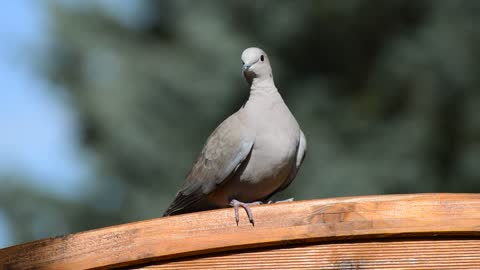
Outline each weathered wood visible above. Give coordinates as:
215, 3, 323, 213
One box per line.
142, 239, 480, 269
1, 194, 480, 269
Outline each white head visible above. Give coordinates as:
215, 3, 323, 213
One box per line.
241, 47, 273, 86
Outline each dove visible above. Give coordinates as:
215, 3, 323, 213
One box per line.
163, 47, 306, 225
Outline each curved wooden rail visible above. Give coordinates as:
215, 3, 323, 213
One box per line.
1, 193, 480, 269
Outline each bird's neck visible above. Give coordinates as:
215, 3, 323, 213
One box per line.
249, 76, 277, 96
245, 77, 283, 108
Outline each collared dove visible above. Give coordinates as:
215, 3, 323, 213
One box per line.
163, 47, 306, 225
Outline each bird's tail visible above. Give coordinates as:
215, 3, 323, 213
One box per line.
162, 191, 206, 216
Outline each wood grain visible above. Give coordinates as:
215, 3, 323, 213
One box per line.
1, 194, 480, 269
141, 239, 480, 269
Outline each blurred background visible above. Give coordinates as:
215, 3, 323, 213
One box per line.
1, 0, 480, 248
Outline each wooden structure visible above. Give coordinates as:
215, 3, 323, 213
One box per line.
1, 193, 480, 269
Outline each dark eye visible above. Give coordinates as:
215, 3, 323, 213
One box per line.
242, 61, 244, 65
260, 55, 264, 61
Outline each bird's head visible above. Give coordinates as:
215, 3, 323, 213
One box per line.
241, 47, 273, 85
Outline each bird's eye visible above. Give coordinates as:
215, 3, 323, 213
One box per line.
242, 61, 245, 65
260, 55, 264, 62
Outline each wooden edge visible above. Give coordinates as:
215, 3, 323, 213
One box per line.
1, 193, 480, 269
140, 239, 480, 269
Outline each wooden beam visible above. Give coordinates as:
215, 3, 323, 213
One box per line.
1, 193, 480, 269
144, 239, 480, 269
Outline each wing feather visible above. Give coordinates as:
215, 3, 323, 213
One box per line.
163, 114, 254, 216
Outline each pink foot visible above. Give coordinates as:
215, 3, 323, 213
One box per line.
267, 197, 294, 204
229, 199, 262, 226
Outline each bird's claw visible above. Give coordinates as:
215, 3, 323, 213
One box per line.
267, 197, 294, 204
230, 199, 261, 226
233, 203, 240, 225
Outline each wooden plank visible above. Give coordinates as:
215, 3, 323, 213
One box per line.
1, 194, 480, 269
141, 239, 480, 269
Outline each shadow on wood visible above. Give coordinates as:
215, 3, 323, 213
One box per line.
1, 193, 480, 269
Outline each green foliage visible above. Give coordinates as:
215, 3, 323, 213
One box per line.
6, 0, 480, 245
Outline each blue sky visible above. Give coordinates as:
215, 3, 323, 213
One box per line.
0, 1, 90, 247
0, 0, 151, 249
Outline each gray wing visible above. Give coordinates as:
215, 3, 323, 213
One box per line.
269, 129, 307, 196
163, 114, 254, 216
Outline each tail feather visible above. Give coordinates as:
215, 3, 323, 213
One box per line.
163, 191, 206, 216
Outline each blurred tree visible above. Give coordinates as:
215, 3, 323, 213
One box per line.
6, 0, 480, 245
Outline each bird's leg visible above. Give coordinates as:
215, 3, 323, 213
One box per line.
229, 199, 262, 226
267, 197, 294, 204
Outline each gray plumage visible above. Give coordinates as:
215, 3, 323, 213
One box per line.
163, 47, 306, 224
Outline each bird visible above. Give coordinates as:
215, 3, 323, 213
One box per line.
163, 47, 306, 225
